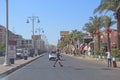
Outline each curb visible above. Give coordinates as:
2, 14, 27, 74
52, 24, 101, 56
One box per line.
0, 55, 43, 78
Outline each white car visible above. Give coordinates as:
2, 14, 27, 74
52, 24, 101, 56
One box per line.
16, 49, 24, 59
49, 51, 56, 61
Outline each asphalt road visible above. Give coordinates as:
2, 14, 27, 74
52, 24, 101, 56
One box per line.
1, 53, 120, 80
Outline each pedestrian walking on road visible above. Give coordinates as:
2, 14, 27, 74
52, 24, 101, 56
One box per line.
106, 51, 112, 67
53, 49, 63, 67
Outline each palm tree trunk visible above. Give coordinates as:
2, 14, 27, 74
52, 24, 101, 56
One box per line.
107, 32, 111, 52
98, 34, 100, 51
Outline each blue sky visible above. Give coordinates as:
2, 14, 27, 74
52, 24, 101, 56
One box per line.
0, 0, 116, 45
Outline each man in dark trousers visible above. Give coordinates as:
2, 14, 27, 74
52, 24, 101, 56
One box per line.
53, 49, 63, 67
106, 51, 112, 67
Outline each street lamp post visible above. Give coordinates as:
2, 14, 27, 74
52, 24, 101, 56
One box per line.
4, 0, 10, 66
36, 28, 44, 39
35, 28, 44, 51
26, 16, 40, 52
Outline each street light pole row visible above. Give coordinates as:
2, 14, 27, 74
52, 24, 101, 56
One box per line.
26, 16, 40, 50
3, 1, 41, 66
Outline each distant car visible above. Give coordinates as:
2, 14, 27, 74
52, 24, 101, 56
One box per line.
16, 49, 24, 59
49, 51, 56, 61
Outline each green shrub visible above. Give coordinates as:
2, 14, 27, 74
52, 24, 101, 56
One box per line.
111, 49, 120, 58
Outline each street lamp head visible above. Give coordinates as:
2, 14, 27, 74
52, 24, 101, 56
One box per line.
26, 19, 29, 23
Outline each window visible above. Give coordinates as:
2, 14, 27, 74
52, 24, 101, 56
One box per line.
0, 34, 2, 40
0, 29, 2, 32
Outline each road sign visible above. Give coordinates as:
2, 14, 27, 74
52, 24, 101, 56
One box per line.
8, 45, 16, 59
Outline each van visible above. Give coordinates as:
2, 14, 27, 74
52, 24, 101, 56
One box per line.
16, 49, 24, 59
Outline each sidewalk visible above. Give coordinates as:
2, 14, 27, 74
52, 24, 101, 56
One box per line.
80, 56, 120, 67
0, 55, 43, 76
86, 56, 120, 67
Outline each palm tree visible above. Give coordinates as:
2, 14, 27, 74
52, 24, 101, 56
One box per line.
58, 34, 72, 54
102, 16, 116, 52
70, 30, 83, 55
58, 30, 84, 55
70, 30, 83, 45
94, 0, 120, 49
89, 16, 103, 51
64, 35, 72, 45
83, 22, 96, 37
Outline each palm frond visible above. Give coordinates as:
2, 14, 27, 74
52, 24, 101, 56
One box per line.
94, 0, 118, 14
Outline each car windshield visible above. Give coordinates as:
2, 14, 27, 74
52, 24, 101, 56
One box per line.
16, 50, 23, 53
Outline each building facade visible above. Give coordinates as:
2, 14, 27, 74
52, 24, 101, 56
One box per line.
0, 25, 6, 42
102, 29, 118, 49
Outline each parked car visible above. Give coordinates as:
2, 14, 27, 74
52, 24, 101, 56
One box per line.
29, 48, 35, 57
49, 51, 56, 61
16, 49, 24, 59
0, 51, 4, 56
